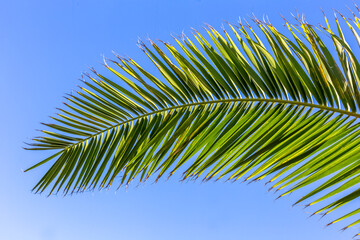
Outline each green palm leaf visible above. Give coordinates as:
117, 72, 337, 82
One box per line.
26, 8, 360, 234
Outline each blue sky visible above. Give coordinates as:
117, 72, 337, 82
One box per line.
1, 0, 359, 239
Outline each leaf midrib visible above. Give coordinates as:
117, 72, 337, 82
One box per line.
64, 98, 360, 150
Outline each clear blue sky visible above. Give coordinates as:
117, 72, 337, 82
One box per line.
1, 0, 359, 239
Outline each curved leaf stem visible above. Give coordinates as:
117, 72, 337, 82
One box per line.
65, 98, 360, 150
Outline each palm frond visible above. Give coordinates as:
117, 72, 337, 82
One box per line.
26, 8, 360, 233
